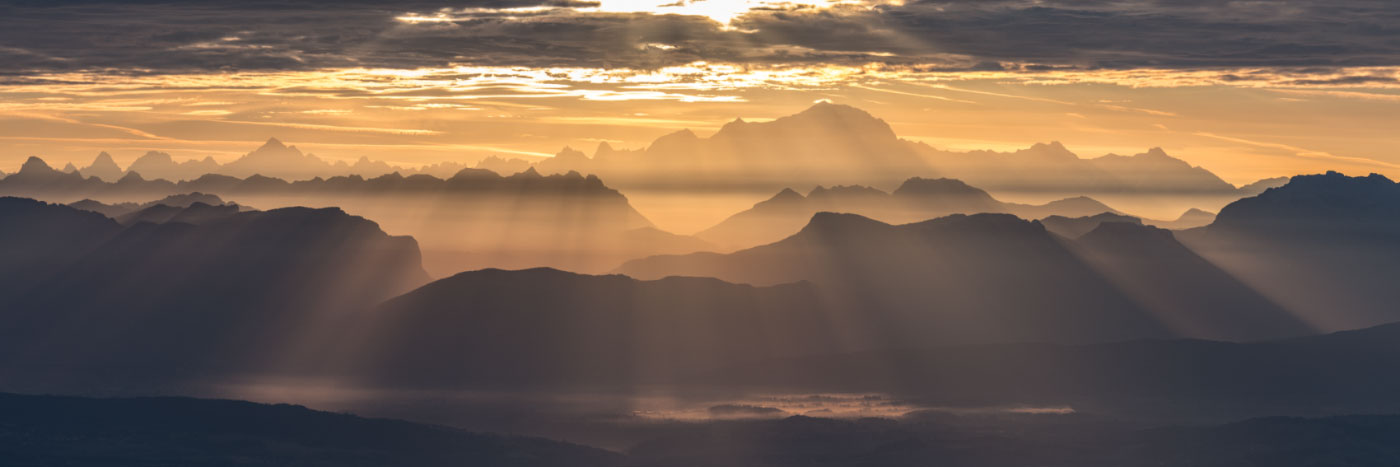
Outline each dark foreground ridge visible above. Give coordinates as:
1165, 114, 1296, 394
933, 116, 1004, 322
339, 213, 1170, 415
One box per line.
6, 392, 1400, 467
0, 392, 622, 467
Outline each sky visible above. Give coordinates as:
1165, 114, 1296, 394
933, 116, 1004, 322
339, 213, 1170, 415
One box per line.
3, 0, 1400, 184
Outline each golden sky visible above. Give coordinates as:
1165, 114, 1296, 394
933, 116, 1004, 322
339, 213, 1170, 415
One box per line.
3, 0, 1400, 184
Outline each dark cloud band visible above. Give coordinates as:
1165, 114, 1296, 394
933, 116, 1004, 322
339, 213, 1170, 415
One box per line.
2, 0, 1399, 76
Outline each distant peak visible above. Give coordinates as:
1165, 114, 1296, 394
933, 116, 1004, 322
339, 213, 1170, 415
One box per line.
93, 151, 117, 165
554, 146, 587, 160
893, 177, 994, 200
62, 162, 78, 172
773, 187, 803, 200
20, 156, 53, 173
595, 141, 614, 155
1025, 141, 1077, 159
795, 102, 875, 120
135, 151, 174, 163
753, 187, 806, 209
1144, 147, 1170, 157
260, 137, 286, 150
801, 211, 889, 235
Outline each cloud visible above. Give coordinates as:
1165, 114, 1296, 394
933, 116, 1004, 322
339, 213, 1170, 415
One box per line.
2, 0, 1400, 78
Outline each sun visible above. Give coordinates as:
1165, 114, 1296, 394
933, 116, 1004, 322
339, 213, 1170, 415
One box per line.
594, 0, 879, 25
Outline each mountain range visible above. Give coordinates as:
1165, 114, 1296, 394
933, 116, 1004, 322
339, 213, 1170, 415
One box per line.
0, 158, 704, 275
9, 104, 1293, 226
696, 177, 1124, 248
620, 211, 1308, 344
11, 391, 1400, 467
525, 103, 1289, 217
0, 197, 429, 385
53, 138, 540, 183
1180, 171, 1400, 331
0, 392, 620, 467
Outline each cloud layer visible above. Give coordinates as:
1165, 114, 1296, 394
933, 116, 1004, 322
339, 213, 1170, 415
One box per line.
4, 0, 1400, 77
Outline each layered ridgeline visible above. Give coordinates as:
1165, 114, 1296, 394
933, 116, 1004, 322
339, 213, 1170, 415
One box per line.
627, 172, 1400, 343
52, 138, 535, 182
0, 197, 429, 387
0, 393, 620, 467
0, 153, 705, 276
697, 177, 1125, 248
7, 173, 1400, 431
620, 212, 1308, 344
1181, 171, 1400, 332
705, 320, 1400, 423
12, 391, 1400, 467
345, 268, 839, 389
526, 102, 1287, 218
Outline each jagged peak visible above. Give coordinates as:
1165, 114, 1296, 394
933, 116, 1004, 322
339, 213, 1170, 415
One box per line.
772, 187, 804, 200
92, 151, 118, 166
594, 141, 615, 156
1143, 147, 1170, 158
260, 137, 286, 150
20, 156, 53, 173
62, 162, 78, 172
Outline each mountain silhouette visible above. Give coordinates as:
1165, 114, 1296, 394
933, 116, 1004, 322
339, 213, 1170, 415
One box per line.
126, 150, 221, 181
508, 103, 1279, 217
626, 212, 1170, 344
14, 138, 543, 184
71, 192, 240, 219
1040, 212, 1142, 238
21, 390, 1400, 467
1181, 171, 1400, 331
0, 392, 621, 467
625, 406, 1400, 467
1070, 222, 1308, 340
474, 155, 533, 175
348, 267, 836, 389
0, 163, 699, 275
622, 211, 1308, 343
0, 198, 430, 383
697, 177, 1122, 248
705, 319, 1400, 424
116, 201, 242, 225
1143, 207, 1216, 229
530, 103, 931, 190
78, 151, 124, 182
0, 197, 124, 297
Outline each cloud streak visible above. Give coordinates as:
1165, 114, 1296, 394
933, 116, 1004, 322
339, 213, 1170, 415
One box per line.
4, 1, 1400, 77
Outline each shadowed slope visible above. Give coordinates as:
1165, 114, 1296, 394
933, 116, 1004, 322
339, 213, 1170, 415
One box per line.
627, 212, 1171, 344
0, 392, 622, 467
1181, 171, 1400, 331
349, 268, 837, 389
0, 200, 430, 386
625, 211, 1308, 343
0, 162, 700, 275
